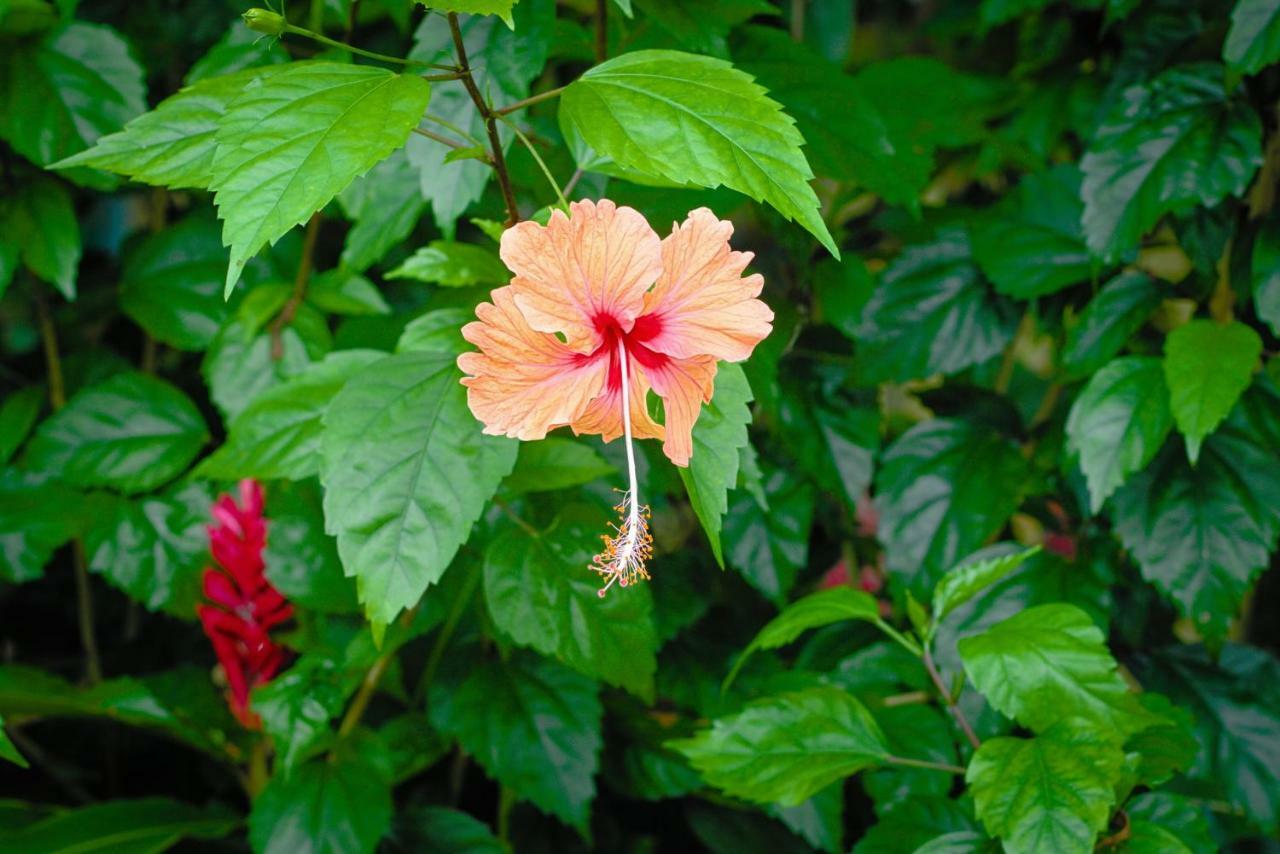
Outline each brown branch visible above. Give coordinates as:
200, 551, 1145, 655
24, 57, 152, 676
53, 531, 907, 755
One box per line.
269, 212, 321, 360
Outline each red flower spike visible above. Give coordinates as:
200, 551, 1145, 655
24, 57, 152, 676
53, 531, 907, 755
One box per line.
196, 479, 292, 729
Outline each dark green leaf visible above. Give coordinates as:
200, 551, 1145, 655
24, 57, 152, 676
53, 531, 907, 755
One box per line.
201, 306, 332, 421
0, 174, 80, 298
854, 57, 1007, 152
679, 362, 751, 566
0, 470, 83, 582
1224, 0, 1280, 76
396, 806, 504, 854
1251, 211, 1280, 336
503, 438, 615, 495
337, 148, 427, 272
185, 20, 289, 84
120, 214, 230, 350
0, 798, 238, 853
306, 270, 390, 317
251, 658, 348, 774
1163, 319, 1261, 462
1061, 271, 1161, 379
1123, 792, 1213, 854
0, 387, 42, 464
262, 479, 358, 613
863, 704, 958, 813
249, 749, 392, 854
724, 467, 814, 603
0, 716, 26, 768
769, 784, 844, 854
853, 797, 980, 854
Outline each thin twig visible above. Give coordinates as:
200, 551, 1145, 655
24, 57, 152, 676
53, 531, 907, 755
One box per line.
423, 112, 485, 147
883, 754, 966, 775
493, 496, 541, 538
499, 115, 568, 208
923, 646, 980, 751
417, 565, 483, 699
336, 654, 393, 737
563, 166, 585, 198
412, 125, 480, 154
269, 212, 321, 360
594, 0, 607, 63
491, 86, 568, 117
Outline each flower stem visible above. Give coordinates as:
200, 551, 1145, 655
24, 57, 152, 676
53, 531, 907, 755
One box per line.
883, 754, 966, 775
499, 115, 568, 209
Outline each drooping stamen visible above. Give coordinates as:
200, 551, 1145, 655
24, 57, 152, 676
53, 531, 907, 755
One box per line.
590, 340, 653, 596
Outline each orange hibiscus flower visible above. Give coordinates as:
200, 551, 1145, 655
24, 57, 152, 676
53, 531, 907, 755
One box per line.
458, 199, 772, 594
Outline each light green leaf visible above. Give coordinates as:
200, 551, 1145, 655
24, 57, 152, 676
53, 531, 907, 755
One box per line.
1224, 0, 1280, 77
502, 438, 616, 495
483, 506, 659, 700
1066, 356, 1174, 512
0, 387, 42, 464
249, 749, 392, 854
670, 686, 889, 806
120, 214, 230, 350
52, 65, 277, 190
930, 546, 1041, 626
423, 0, 517, 27
0, 22, 146, 187
201, 306, 332, 421
0, 470, 83, 583
429, 648, 601, 831
0, 798, 238, 853
251, 659, 348, 774
1061, 271, 1161, 379
560, 49, 837, 256
958, 603, 1157, 737
212, 62, 432, 296
678, 362, 752, 567
306, 270, 390, 316
1163, 319, 1260, 462
386, 240, 509, 286
1081, 64, 1262, 262
0, 174, 80, 299
320, 351, 517, 626
23, 373, 208, 495
967, 719, 1125, 854
396, 308, 471, 355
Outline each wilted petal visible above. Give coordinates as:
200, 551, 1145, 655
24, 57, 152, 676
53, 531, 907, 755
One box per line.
501, 199, 663, 354
642, 353, 718, 467
460, 286, 609, 441
636, 208, 772, 362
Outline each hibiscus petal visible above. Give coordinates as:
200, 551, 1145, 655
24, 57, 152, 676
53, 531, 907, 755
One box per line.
460, 286, 609, 441
570, 347, 664, 444
501, 199, 663, 354
637, 208, 772, 362
644, 353, 718, 467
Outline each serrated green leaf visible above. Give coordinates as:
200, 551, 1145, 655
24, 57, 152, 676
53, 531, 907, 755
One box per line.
307, 270, 390, 316
320, 351, 517, 625
201, 306, 332, 421
120, 214, 230, 350
930, 546, 1041, 626
678, 363, 751, 567
1081, 63, 1262, 262
0, 174, 80, 299
560, 49, 837, 256
1163, 319, 1260, 462
23, 373, 208, 495
853, 797, 980, 854
1061, 271, 1161, 379
0, 798, 238, 852
0, 387, 42, 464
875, 418, 1028, 597
967, 719, 1125, 854
423, 0, 517, 27
671, 686, 889, 806
386, 240, 509, 286
260, 479, 359, 613
212, 63, 432, 296
396, 308, 471, 355
1224, 0, 1280, 77
484, 506, 659, 699
428, 648, 601, 830
0, 470, 83, 583
958, 603, 1157, 737
1123, 792, 1214, 854
854, 232, 1016, 383
502, 438, 616, 495
0, 22, 146, 187
1066, 357, 1174, 512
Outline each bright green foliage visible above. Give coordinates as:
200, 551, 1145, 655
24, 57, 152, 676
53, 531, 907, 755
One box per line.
930, 546, 1041, 626
423, 1, 518, 27
959, 604, 1157, 736
0, 174, 80, 298
211, 63, 432, 295
396, 308, 471, 355
671, 687, 889, 806
967, 719, 1125, 854
483, 507, 660, 699
119, 215, 230, 350
502, 438, 615, 495
321, 351, 517, 626
0, 798, 238, 852
202, 307, 332, 421
1066, 356, 1173, 512
428, 649, 601, 830
560, 50, 837, 255
251, 659, 350, 773
1163, 319, 1261, 461
23, 373, 207, 494
678, 362, 752, 566
1061, 271, 1161, 379
386, 240, 510, 286
1224, 0, 1280, 76
1081, 64, 1262, 262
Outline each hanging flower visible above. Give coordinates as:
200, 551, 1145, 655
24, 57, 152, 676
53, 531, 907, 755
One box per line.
458, 200, 773, 595
196, 479, 292, 728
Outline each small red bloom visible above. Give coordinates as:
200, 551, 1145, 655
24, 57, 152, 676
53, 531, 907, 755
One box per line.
196, 480, 292, 729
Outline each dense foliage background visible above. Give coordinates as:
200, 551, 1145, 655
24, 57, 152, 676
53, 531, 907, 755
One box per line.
2, 0, 1280, 850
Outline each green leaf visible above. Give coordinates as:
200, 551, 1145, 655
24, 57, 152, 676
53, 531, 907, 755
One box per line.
1123, 693, 1197, 788
0, 387, 42, 464
724, 467, 814, 604
0, 22, 146, 186
958, 603, 1157, 737
1081, 64, 1263, 262
854, 57, 1007, 153
83, 482, 213, 616
320, 351, 517, 625
1251, 211, 1280, 336
1066, 357, 1174, 512
678, 363, 751, 567
185, 19, 290, 85
212, 63, 432, 296
198, 349, 383, 481
429, 648, 601, 830
778, 383, 879, 509
853, 797, 980, 854
53, 66, 273, 189
875, 418, 1027, 597
1224, 0, 1280, 76
201, 306, 332, 421
386, 240, 510, 286
396, 308, 471, 355
930, 546, 1041, 626
423, 0, 517, 27
251, 659, 348, 774
337, 148, 427, 272
769, 784, 844, 854
23, 372, 208, 495
261, 479, 359, 613
559, 49, 837, 256
967, 719, 1125, 854
864, 704, 958, 814
970, 165, 1096, 299
483, 506, 660, 700
733, 26, 930, 209
249, 749, 392, 854
0, 715, 26, 768
0, 798, 238, 853
670, 686, 890, 806
397, 806, 505, 854
0, 174, 80, 298
1123, 793, 1214, 854
0, 470, 83, 583
854, 232, 1016, 383
1163, 319, 1261, 461
1061, 271, 1162, 379
502, 438, 615, 495
120, 214, 230, 350
305, 270, 390, 317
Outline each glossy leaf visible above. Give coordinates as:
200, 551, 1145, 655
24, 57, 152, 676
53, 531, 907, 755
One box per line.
1163, 319, 1261, 462
1224, 0, 1280, 76
0, 174, 80, 298
0, 470, 83, 583
502, 438, 615, 495
386, 240, 510, 286
1124, 793, 1214, 854
261, 479, 358, 613
251, 659, 348, 774
0, 798, 238, 852
119, 214, 229, 350
201, 307, 332, 421
1061, 271, 1161, 379
679, 362, 752, 567
724, 467, 814, 603
930, 545, 1041, 626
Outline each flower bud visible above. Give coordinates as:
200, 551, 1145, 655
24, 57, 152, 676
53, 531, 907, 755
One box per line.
242, 8, 287, 36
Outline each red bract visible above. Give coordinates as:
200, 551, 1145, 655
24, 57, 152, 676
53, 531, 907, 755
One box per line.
196, 480, 292, 729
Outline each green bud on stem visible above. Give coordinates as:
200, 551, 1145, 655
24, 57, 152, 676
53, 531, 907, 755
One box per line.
242, 8, 287, 36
